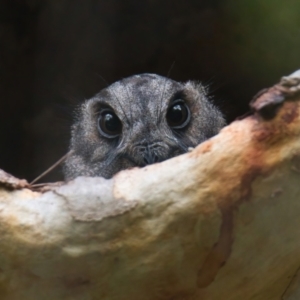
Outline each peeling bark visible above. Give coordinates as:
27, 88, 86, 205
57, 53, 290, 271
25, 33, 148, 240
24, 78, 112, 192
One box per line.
1, 71, 300, 299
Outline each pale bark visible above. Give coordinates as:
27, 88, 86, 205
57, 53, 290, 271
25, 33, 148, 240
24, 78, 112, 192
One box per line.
1, 71, 300, 300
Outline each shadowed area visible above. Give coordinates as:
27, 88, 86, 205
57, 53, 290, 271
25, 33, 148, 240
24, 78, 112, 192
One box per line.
0, 0, 299, 181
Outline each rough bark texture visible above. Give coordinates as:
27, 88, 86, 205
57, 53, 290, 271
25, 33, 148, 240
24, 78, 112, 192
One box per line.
1, 71, 300, 299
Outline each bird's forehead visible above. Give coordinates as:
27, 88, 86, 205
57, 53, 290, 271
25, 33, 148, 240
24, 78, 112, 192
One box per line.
107, 74, 182, 115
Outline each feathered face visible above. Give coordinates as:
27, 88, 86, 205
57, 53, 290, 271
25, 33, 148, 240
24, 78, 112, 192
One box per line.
64, 74, 225, 179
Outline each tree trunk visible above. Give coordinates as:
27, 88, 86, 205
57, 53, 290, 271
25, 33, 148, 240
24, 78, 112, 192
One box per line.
0, 71, 300, 300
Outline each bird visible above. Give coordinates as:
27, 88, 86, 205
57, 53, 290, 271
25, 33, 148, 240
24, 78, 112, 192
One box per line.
63, 73, 225, 179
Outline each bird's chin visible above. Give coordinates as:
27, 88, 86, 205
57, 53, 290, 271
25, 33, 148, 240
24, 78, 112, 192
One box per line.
121, 150, 183, 169
101, 147, 187, 178
105, 159, 142, 178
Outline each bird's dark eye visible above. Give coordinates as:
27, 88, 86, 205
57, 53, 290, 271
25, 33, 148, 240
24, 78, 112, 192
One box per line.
166, 101, 190, 128
98, 110, 122, 138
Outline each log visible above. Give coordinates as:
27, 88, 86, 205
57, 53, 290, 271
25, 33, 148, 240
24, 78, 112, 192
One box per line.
1, 71, 300, 300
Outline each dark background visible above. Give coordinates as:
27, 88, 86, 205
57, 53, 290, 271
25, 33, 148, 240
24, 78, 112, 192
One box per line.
0, 0, 299, 182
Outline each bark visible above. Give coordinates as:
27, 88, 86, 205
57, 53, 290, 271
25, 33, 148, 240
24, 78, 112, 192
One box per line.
1, 71, 300, 300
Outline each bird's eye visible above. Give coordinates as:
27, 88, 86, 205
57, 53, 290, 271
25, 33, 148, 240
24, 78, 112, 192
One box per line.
97, 110, 122, 138
166, 101, 190, 128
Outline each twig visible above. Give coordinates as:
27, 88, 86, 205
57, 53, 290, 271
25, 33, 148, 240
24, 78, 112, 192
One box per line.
30, 152, 71, 185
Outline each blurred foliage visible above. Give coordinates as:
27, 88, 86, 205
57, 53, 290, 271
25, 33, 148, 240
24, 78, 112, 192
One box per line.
222, 0, 300, 81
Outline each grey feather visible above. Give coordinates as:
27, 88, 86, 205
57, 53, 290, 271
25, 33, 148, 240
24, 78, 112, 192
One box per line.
64, 74, 225, 179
